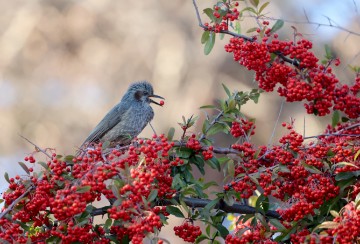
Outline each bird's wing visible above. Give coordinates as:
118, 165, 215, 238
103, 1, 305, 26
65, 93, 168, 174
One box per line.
80, 102, 128, 147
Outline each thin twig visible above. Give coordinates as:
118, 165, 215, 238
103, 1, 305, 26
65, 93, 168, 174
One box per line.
268, 99, 285, 146
192, 0, 254, 42
19, 134, 52, 158
259, 16, 360, 37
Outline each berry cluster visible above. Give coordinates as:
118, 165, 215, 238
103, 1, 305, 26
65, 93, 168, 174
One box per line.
230, 119, 256, 137
186, 134, 202, 151
202, 146, 213, 160
203, 1, 360, 118
0, 135, 178, 243
225, 218, 277, 244
174, 222, 202, 243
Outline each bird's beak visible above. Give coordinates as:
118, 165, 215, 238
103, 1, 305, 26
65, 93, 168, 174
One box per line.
148, 94, 164, 106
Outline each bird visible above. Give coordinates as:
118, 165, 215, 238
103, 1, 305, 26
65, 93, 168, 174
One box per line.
80, 81, 164, 149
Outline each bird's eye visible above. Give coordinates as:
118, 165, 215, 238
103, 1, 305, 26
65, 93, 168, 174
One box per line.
143, 91, 149, 96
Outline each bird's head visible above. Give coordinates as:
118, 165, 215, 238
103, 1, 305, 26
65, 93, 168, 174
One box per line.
124, 81, 164, 106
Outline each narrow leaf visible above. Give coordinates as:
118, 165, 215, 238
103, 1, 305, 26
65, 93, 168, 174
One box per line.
200, 105, 216, 109
335, 170, 360, 181
246, 27, 258, 33
147, 189, 158, 202
102, 141, 110, 150
18, 162, 30, 175
167, 127, 175, 141
201, 31, 210, 44
249, 0, 259, 8
241, 7, 257, 15
4, 172, 10, 183
203, 8, 216, 22
166, 206, 185, 218
38, 161, 49, 170
332, 110, 340, 128
215, 224, 229, 237
324, 44, 333, 59
258, 2, 270, 14
269, 218, 286, 231
204, 32, 215, 55
270, 19, 284, 33
76, 185, 91, 193
222, 83, 231, 97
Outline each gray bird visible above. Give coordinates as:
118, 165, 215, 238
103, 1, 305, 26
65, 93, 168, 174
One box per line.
80, 81, 164, 148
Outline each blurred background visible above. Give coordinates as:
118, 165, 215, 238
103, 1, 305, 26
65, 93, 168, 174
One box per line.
0, 0, 359, 241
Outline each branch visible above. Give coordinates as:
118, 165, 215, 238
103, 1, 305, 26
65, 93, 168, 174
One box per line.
19, 134, 52, 158
260, 15, 360, 37
91, 196, 281, 219
192, 0, 254, 42
192, 0, 300, 67
0, 185, 35, 219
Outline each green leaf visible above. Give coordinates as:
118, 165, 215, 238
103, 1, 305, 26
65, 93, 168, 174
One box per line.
64, 155, 75, 164
324, 44, 333, 59
242, 7, 257, 15
203, 181, 218, 190
215, 223, 229, 237
227, 160, 235, 177
102, 141, 110, 150
207, 123, 228, 136
332, 110, 340, 128
166, 206, 185, 218
4, 172, 10, 183
235, 21, 241, 34
269, 218, 286, 231
104, 218, 112, 231
201, 31, 210, 44
38, 161, 49, 170
222, 83, 231, 97
204, 31, 215, 55
256, 194, 269, 214
223, 191, 235, 206
148, 189, 158, 202
195, 234, 209, 243
175, 148, 193, 159
207, 157, 221, 171
46, 236, 61, 244
301, 162, 323, 174
18, 162, 30, 175
335, 170, 360, 181
270, 19, 284, 33
332, 161, 359, 170
258, 2, 270, 14
76, 185, 91, 193
203, 199, 219, 213
249, 0, 259, 8
200, 105, 216, 109
246, 27, 258, 33
203, 8, 216, 22
167, 127, 175, 141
